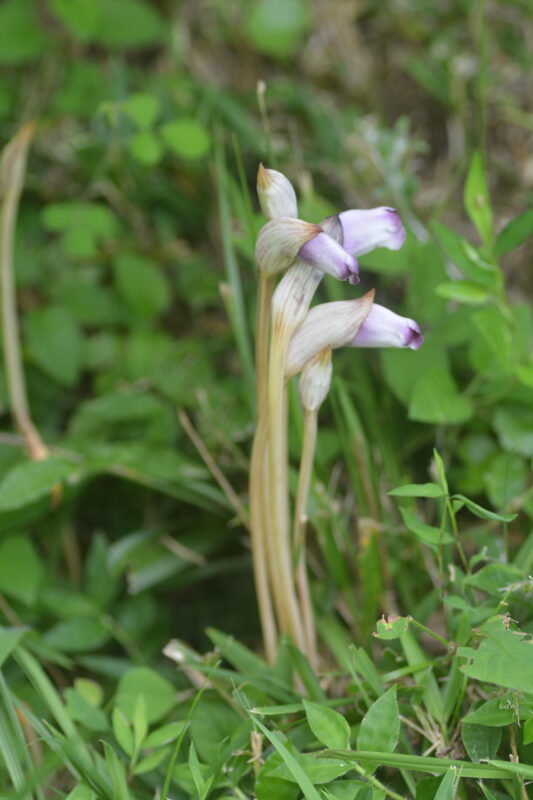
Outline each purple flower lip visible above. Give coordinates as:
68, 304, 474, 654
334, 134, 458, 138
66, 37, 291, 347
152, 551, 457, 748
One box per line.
337, 207, 407, 256
348, 304, 423, 350
298, 231, 359, 283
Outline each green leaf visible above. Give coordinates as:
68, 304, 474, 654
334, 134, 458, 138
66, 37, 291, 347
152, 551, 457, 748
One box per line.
436, 281, 490, 305
0, 536, 43, 605
458, 620, 533, 693
123, 92, 160, 128
256, 751, 300, 800
434, 767, 458, 800
409, 367, 472, 424
48, 0, 100, 41
303, 699, 351, 750
45, 618, 111, 652
495, 208, 533, 255
190, 694, 243, 763
461, 724, 501, 762
357, 686, 399, 754
471, 307, 514, 372
464, 151, 493, 246
374, 616, 410, 641
270, 755, 352, 784
113, 252, 171, 319
26, 307, 83, 387
129, 131, 163, 166
388, 483, 446, 498
431, 221, 497, 285
251, 718, 322, 800
206, 628, 267, 676
452, 494, 516, 523
143, 721, 188, 749
493, 406, 533, 458
0, 0, 46, 65
464, 564, 524, 596
92, 0, 165, 49
483, 452, 528, 508
116, 667, 175, 724
64, 688, 108, 732
245, 0, 310, 58
112, 707, 134, 756
524, 718, 533, 745
102, 741, 129, 800
0, 626, 28, 667
400, 509, 454, 548
161, 119, 211, 159
463, 693, 533, 727
133, 747, 170, 775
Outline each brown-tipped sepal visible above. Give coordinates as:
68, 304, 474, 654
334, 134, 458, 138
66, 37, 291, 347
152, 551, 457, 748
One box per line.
255, 218, 322, 275
257, 164, 298, 219
285, 290, 375, 378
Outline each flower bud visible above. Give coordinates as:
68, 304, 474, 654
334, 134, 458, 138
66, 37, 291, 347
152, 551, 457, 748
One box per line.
255, 218, 322, 275
257, 164, 298, 219
348, 304, 423, 350
286, 290, 375, 378
299, 348, 333, 412
322, 207, 406, 257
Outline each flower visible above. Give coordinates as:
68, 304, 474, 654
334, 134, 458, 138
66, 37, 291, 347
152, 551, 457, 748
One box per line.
322, 207, 406, 257
348, 304, 423, 350
257, 164, 298, 219
285, 291, 375, 378
255, 218, 359, 281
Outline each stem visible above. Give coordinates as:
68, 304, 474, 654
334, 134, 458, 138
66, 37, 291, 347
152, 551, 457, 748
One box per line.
0, 122, 47, 461
293, 408, 318, 664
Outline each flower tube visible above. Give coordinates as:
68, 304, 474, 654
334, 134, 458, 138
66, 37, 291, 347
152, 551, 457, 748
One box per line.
348, 304, 423, 350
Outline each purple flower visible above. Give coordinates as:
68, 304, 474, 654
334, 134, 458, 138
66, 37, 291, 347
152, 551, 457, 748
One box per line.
322, 208, 406, 257
298, 231, 359, 284
348, 304, 423, 350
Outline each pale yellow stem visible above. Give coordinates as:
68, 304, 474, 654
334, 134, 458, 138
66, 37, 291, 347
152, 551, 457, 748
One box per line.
249, 272, 278, 662
293, 409, 318, 664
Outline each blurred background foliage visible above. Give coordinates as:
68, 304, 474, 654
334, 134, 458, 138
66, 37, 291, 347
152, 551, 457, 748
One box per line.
0, 0, 532, 779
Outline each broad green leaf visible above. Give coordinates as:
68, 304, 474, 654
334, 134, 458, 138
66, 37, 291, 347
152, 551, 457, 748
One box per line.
92, 0, 165, 48
452, 494, 516, 523
113, 252, 171, 319
245, 0, 310, 58
431, 220, 497, 285
471, 307, 514, 372
161, 119, 211, 159
459, 621, 533, 693
65, 786, 97, 800
483, 452, 528, 508
524, 718, 533, 745
464, 151, 493, 246
461, 724, 501, 762
303, 699, 351, 750
26, 307, 83, 387
323, 780, 372, 800
48, 0, 100, 40
143, 721, 188, 749
0, 626, 28, 666
374, 616, 410, 641
133, 747, 171, 775
0, 0, 46, 64
129, 131, 163, 166
252, 718, 322, 800
400, 509, 454, 548
123, 92, 160, 128
45, 618, 111, 653
190, 693, 243, 763
409, 367, 472, 424
256, 751, 299, 800
381, 340, 448, 406
0, 536, 43, 605
462, 693, 533, 727
388, 482, 445, 498
493, 406, 533, 457
495, 208, 533, 255
464, 564, 523, 596
64, 688, 108, 732
436, 281, 490, 304
116, 667, 175, 724
356, 686, 399, 754
74, 678, 103, 707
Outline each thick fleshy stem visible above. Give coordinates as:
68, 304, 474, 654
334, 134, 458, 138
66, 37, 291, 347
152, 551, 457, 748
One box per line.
267, 262, 323, 652
249, 271, 278, 662
293, 407, 319, 665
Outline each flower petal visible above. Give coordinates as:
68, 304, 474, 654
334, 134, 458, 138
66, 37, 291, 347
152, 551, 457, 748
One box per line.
348, 304, 423, 349
255, 218, 321, 274
257, 164, 298, 219
323, 208, 406, 257
298, 231, 359, 283
286, 290, 374, 377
